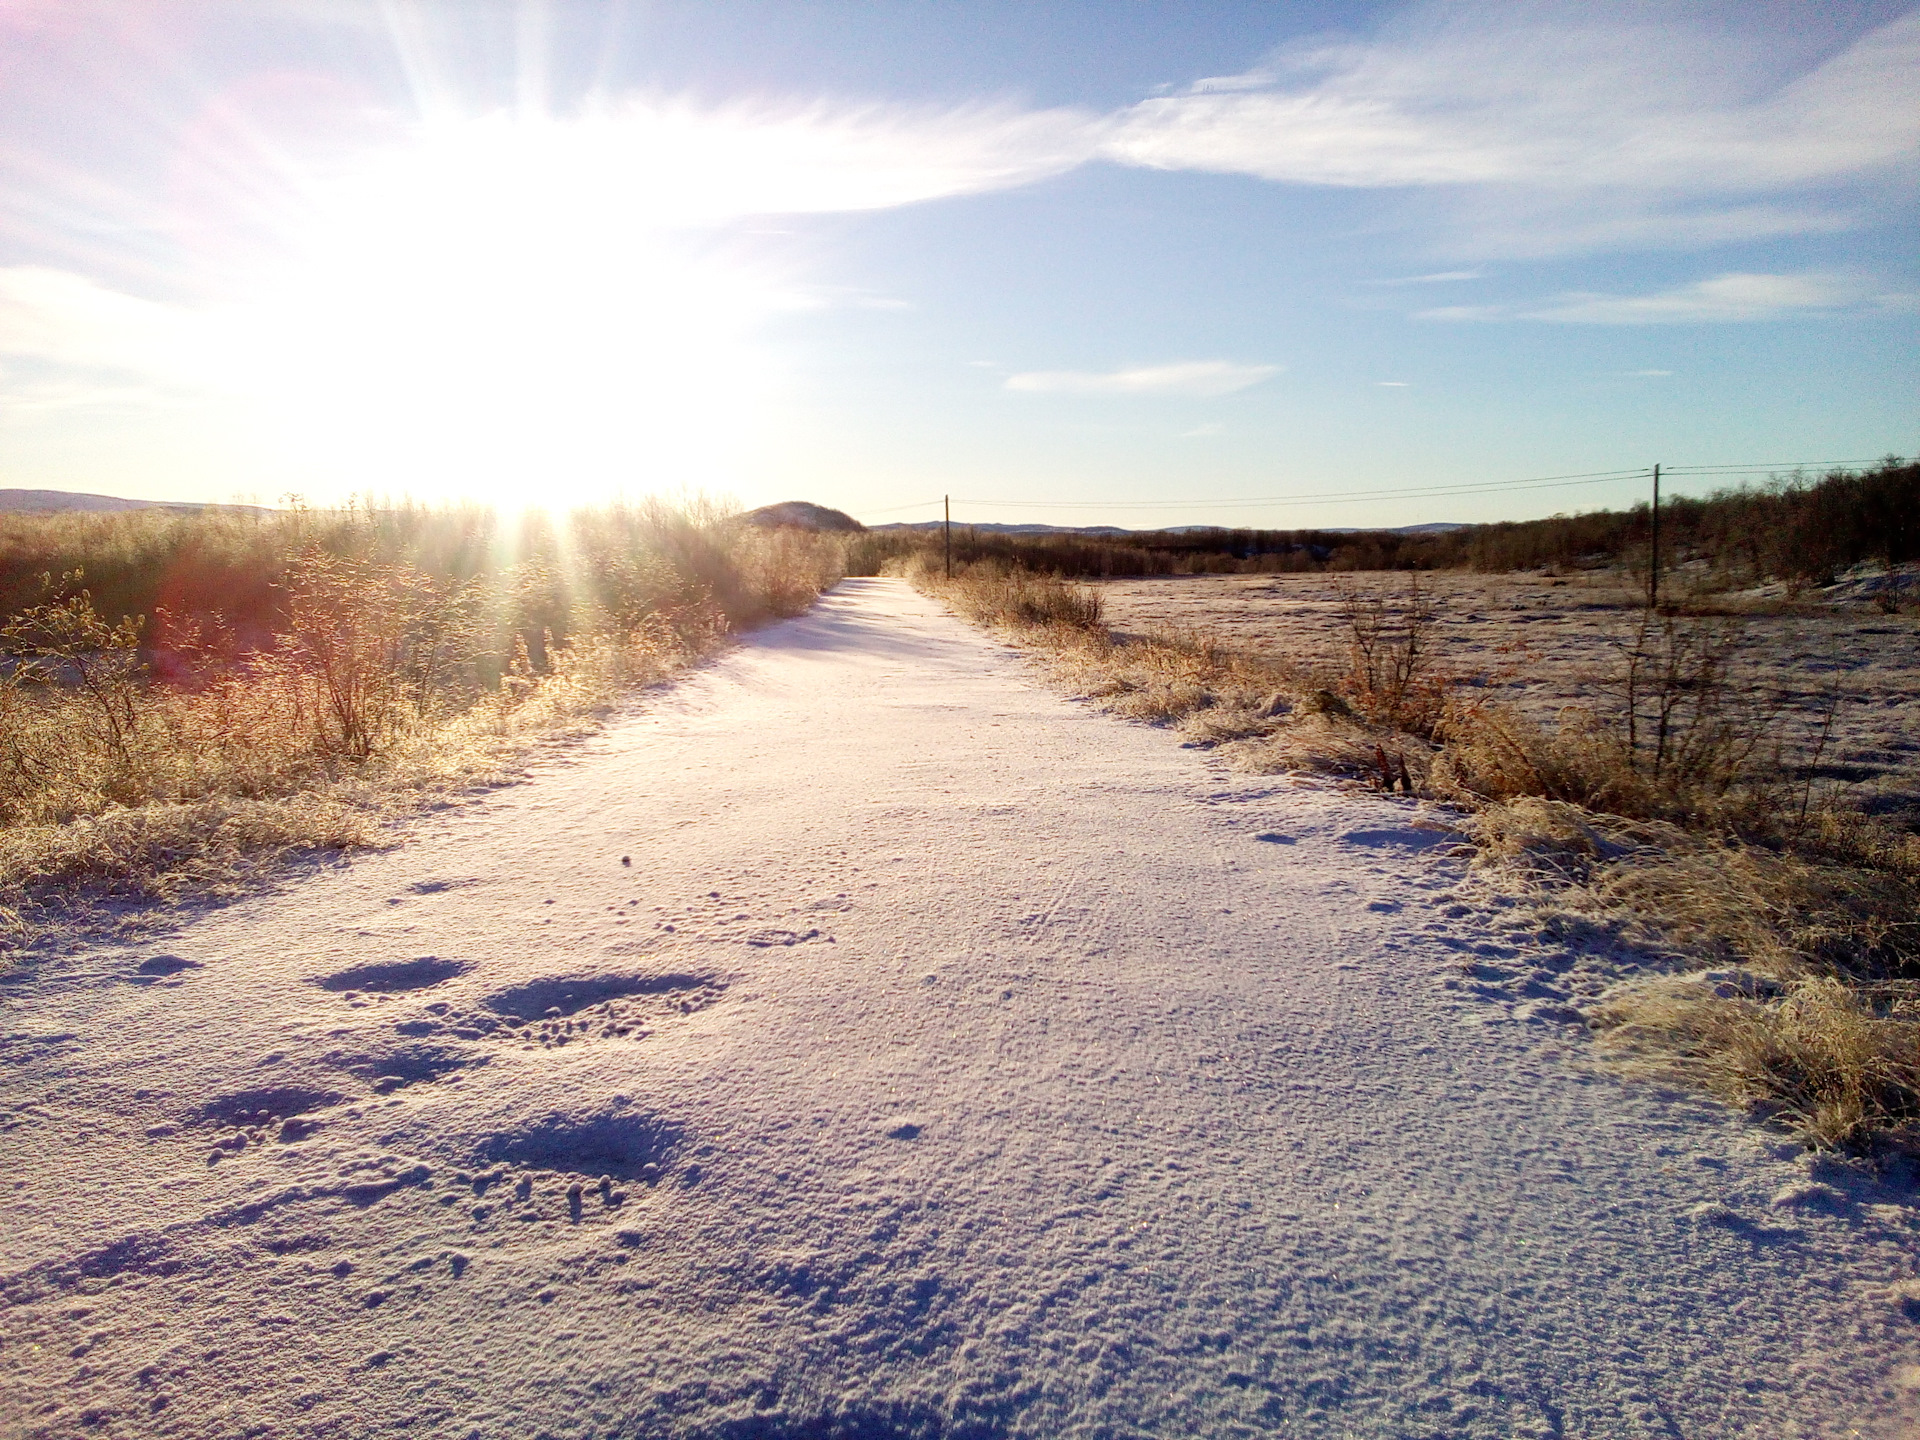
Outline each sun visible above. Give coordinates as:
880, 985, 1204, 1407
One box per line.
226, 115, 782, 509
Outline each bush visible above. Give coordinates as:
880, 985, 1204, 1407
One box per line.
902, 553, 1105, 630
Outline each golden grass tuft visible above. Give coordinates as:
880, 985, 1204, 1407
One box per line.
1594, 974, 1920, 1150
902, 553, 1107, 630
0, 794, 384, 945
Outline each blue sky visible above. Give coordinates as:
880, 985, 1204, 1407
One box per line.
0, 0, 1913, 527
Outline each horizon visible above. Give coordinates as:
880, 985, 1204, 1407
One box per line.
1, 2, 1915, 528
12, 458, 1914, 541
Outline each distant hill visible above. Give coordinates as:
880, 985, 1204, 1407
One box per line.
1320, 522, 1467, 536
741, 501, 865, 532
0, 489, 267, 515
0, 489, 180, 514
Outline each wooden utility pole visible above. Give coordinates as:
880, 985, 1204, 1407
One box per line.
944, 494, 952, 578
1648, 463, 1661, 611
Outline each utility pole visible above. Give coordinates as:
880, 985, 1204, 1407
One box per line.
1648, 463, 1661, 611
944, 494, 952, 579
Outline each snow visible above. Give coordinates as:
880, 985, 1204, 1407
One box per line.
2, 578, 1916, 1439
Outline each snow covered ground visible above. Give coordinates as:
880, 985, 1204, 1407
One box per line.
3, 578, 1916, 1439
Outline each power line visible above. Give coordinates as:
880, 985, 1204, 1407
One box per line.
857, 496, 949, 517
956, 467, 1650, 511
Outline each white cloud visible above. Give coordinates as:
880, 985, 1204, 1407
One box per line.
382, 99, 1106, 228
1098, 8, 1920, 252
1524, 272, 1892, 324
1625, 369, 1674, 377
1184, 421, 1226, 437
1004, 361, 1280, 397
1376, 380, 1410, 386
1188, 70, 1283, 96
1417, 271, 1910, 324
1368, 270, 1482, 286
1416, 305, 1505, 322
0, 266, 211, 381
297, 8, 1913, 260
1109, 11, 1920, 189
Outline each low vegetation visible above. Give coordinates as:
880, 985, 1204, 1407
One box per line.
901, 549, 1920, 1156
0, 499, 845, 948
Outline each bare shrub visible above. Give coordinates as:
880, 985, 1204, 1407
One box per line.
729, 525, 849, 620
1, 572, 147, 771
1609, 612, 1776, 802
1335, 575, 1452, 735
282, 548, 477, 760
1434, 610, 1790, 832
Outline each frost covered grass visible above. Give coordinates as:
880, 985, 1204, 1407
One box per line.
909, 554, 1920, 1153
0, 501, 846, 948
1594, 974, 1920, 1151
1467, 797, 1920, 1150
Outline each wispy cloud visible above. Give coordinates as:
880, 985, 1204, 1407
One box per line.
593, 8, 1916, 253
1418, 271, 1911, 324
1099, 8, 1920, 253
1005, 361, 1279, 397
344, 99, 1104, 233
197, 6, 1915, 262
1367, 270, 1482, 286
9, 5, 1916, 294
1376, 380, 1410, 386
1524, 272, 1901, 324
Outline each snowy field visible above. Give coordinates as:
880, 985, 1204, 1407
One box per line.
2, 578, 1916, 1439
1095, 570, 1920, 825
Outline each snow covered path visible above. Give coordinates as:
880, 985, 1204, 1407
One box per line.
3, 578, 1915, 1439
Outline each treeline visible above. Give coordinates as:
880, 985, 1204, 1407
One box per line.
849, 459, 1915, 583
844, 525, 1425, 579
1447, 460, 1915, 581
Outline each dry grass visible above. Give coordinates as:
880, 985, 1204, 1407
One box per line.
1593, 974, 1920, 1150
908, 553, 1920, 1153
0, 795, 381, 948
1, 502, 845, 951
908, 558, 1453, 791
907, 553, 1107, 630
1465, 795, 1920, 1149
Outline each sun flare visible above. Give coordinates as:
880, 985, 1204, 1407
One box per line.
222, 115, 783, 509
